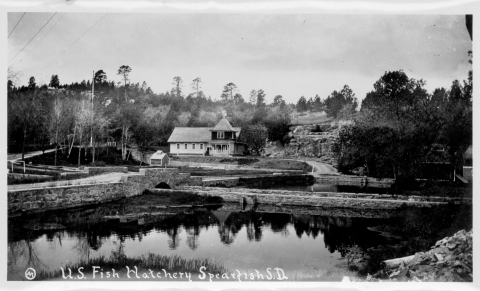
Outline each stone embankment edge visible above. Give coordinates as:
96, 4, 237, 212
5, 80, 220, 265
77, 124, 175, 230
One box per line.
150, 188, 469, 209
8, 168, 201, 217
180, 186, 472, 204
315, 175, 395, 188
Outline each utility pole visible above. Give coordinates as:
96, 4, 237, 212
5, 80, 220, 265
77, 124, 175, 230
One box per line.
90, 70, 94, 147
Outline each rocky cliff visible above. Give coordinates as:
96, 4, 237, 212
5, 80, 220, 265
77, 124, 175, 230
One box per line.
264, 121, 353, 167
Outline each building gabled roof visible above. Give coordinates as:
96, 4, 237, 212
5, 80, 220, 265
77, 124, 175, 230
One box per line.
167, 127, 212, 143
210, 117, 235, 132
151, 150, 168, 160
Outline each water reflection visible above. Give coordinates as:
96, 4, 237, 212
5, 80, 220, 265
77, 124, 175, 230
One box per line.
9, 206, 390, 252
8, 203, 394, 280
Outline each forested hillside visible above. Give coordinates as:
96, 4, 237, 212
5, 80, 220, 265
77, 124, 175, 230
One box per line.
7, 67, 295, 163
8, 58, 472, 182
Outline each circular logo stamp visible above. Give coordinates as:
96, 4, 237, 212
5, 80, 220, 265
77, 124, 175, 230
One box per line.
25, 268, 36, 280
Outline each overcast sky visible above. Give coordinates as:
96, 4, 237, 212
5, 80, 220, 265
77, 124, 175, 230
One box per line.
8, 13, 472, 104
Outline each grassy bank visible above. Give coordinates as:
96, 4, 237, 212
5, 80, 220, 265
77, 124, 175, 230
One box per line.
35, 253, 229, 281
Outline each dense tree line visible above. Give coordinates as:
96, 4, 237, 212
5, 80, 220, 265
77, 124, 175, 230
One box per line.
7, 67, 293, 163
295, 85, 358, 119
334, 63, 472, 181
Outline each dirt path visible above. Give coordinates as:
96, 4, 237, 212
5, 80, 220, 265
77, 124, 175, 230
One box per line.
304, 161, 339, 176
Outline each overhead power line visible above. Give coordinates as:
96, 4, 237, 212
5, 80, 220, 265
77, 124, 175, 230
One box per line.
9, 12, 57, 63
8, 12, 26, 38
22, 13, 67, 61
41, 13, 108, 74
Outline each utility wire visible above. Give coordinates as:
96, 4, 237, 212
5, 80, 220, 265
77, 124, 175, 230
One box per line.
9, 13, 57, 63
22, 13, 67, 62
41, 13, 108, 74
8, 12, 26, 38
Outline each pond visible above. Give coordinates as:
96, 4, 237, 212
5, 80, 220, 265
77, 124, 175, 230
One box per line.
8, 197, 471, 281
8, 202, 399, 281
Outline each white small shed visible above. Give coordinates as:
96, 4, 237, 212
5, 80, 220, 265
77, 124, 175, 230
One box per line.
150, 150, 169, 166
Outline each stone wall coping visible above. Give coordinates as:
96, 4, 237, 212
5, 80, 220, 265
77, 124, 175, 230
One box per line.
156, 188, 457, 206
178, 186, 472, 202
84, 166, 127, 170
8, 182, 123, 193
139, 168, 179, 173
315, 175, 396, 181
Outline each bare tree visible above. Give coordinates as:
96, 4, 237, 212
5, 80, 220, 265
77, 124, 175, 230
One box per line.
7, 66, 22, 87
172, 76, 183, 98
117, 65, 132, 102
221, 83, 238, 103
191, 77, 202, 97
75, 100, 94, 166
249, 89, 257, 106
9, 91, 41, 160
50, 94, 69, 166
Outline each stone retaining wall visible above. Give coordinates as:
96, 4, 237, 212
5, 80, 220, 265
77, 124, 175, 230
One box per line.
8, 182, 126, 215
203, 177, 239, 187
180, 186, 471, 204
165, 186, 470, 209
315, 175, 395, 188
8, 168, 202, 216
202, 174, 314, 188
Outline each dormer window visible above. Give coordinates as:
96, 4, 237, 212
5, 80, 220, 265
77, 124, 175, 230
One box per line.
217, 131, 225, 139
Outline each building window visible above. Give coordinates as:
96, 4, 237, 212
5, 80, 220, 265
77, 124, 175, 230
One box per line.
193, 144, 196, 150
200, 144, 203, 150
217, 131, 224, 139
177, 144, 180, 149
185, 144, 188, 149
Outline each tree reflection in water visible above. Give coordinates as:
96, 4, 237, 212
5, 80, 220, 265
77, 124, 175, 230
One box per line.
213, 211, 374, 254
73, 229, 105, 261
186, 225, 200, 250
8, 205, 392, 274
8, 239, 47, 279
7, 201, 473, 281
166, 227, 181, 250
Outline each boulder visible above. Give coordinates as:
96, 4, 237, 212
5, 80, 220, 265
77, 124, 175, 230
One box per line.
375, 229, 472, 282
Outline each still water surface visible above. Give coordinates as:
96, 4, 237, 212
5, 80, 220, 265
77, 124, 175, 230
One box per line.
8, 204, 396, 280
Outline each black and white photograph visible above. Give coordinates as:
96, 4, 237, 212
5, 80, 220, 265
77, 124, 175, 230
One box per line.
4, 1, 476, 289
